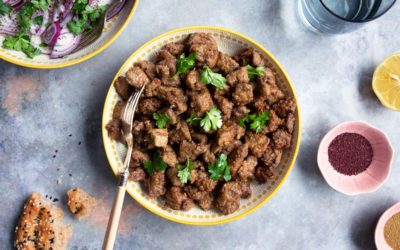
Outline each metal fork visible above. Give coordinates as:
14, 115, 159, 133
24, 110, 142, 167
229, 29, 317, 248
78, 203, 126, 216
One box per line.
102, 85, 145, 250
74, 0, 123, 52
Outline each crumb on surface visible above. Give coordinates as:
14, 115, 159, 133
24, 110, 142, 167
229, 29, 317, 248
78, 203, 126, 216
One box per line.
67, 188, 97, 219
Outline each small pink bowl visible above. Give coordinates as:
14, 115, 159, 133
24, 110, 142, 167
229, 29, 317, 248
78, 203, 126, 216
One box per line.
317, 121, 393, 195
375, 203, 400, 250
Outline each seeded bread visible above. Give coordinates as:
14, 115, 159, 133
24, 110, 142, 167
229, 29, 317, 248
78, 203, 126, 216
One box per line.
67, 188, 97, 219
15, 193, 72, 250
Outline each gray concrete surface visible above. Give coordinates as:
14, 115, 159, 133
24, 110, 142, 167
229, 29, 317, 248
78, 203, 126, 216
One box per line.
1, 0, 399, 249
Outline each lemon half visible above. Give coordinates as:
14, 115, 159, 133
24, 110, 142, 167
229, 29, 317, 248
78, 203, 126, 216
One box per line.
372, 54, 400, 111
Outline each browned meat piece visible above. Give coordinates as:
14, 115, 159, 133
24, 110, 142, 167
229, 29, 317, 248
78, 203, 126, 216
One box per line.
114, 76, 133, 100
156, 64, 181, 87
143, 78, 161, 98
214, 84, 231, 97
202, 148, 216, 164
162, 145, 178, 167
164, 108, 179, 125
216, 121, 245, 149
272, 129, 292, 149
272, 97, 297, 117
217, 52, 239, 74
191, 132, 208, 144
130, 147, 149, 168
156, 49, 177, 76
238, 180, 252, 198
187, 33, 219, 68
67, 188, 97, 219
232, 82, 253, 106
112, 100, 125, 120
164, 42, 185, 56
164, 187, 194, 211
193, 170, 217, 192
215, 181, 241, 215
136, 61, 156, 80
166, 167, 184, 187
185, 69, 206, 91
132, 120, 144, 135
229, 143, 249, 176
138, 98, 161, 115
245, 132, 270, 158
257, 80, 284, 105
263, 110, 283, 133
189, 89, 214, 117
169, 120, 191, 144
255, 166, 276, 183
285, 113, 295, 133
147, 171, 166, 198
185, 186, 213, 210
261, 147, 282, 168
260, 67, 276, 86
106, 119, 122, 142
231, 105, 250, 121
125, 66, 150, 90
227, 67, 249, 86
178, 140, 208, 162
149, 128, 168, 148
157, 86, 187, 113
215, 96, 233, 120
129, 167, 147, 181
252, 99, 268, 112
237, 156, 258, 181
234, 48, 265, 67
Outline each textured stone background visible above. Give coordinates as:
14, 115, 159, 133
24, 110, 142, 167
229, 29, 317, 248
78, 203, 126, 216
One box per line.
0, 0, 399, 249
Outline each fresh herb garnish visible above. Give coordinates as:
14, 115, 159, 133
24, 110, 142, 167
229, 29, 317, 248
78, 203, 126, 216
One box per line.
33, 15, 43, 25
246, 65, 265, 81
31, 0, 51, 10
200, 106, 222, 132
2, 35, 41, 58
176, 160, 194, 184
208, 154, 231, 181
153, 112, 171, 129
16, 3, 35, 33
200, 66, 226, 89
239, 111, 270, 133
143, 151, 168, 176
81, 4, 107, 22
67, 18, 91, 35
68, 0, 107, 35
186, 113, 201, 125
0, 0, 12, 16
173, 52, 196, 78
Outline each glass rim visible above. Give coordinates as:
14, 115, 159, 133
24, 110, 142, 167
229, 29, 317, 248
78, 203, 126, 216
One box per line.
319, 0, 397, 23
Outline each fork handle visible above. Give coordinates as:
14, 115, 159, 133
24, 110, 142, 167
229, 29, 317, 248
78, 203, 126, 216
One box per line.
102, 174, 128, 250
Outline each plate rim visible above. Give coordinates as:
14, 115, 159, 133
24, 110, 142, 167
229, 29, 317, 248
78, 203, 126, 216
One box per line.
101, 25, 302, 226
0, 0, 140, 69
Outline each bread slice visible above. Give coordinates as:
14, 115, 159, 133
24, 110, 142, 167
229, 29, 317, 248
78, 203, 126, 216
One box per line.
67, 188, 97, 219
15, 193, 72, 250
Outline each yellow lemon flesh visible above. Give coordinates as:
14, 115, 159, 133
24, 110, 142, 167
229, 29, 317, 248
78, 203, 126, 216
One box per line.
373, 54, 400, 111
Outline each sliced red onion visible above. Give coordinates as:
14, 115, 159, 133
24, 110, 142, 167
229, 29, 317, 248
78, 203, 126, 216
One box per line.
42, 22, 61, 46
4, 0, 22, 7
50, 28, 81, 58
53, 8, 61, 22
89, 0, 112, 8
106, 0, 126, 21
0, 12, 18, 36
60, 12, 73, 27
30, 9, 50, 36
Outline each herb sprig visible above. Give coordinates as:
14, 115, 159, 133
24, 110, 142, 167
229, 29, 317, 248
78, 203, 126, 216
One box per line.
176, 160, 194, 184
152, 112, 171, 129
143, 151, 168, 176
3, 35, 41, 58
187, 106, 222, 132
173, 52, 196, 78
0, 0, 12, 16
68, 0, 107, 35
246, 65, 265, 81
208, 154, 231, 181
239, 111, 270, 133
200, 66, 226, 89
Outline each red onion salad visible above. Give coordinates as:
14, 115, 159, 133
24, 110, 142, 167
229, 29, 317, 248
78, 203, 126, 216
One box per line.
0, 0, 127, 59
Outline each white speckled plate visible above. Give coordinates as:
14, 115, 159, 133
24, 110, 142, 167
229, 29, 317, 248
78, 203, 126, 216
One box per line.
0, 0, 139, 69
102, 26, 301, 225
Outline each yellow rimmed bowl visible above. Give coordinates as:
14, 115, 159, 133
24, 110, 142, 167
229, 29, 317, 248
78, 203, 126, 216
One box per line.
102, 26, 301, 225
0, 0, 139, 69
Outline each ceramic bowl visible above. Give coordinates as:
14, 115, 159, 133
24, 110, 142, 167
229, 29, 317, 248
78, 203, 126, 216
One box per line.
317, 121, 393, 195
102, 26, 301, 225
375, 202, 400, 250
0, 0, 139, 69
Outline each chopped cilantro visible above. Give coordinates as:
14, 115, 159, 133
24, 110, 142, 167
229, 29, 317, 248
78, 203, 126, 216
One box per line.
208, 154, 231, 181
143, 151, 168, 176
200, 106, 222, 132
246, 65, 265, 81
186, 113, 201, 125
239, 111, 270, 133
200, 66, 226, 89
67, 18, 91, 35
2, 35, 41, 58
176, 160, 194, 184
152, 113, 171, 129
0, 0, 12, 16
33, 15, 43, 25
173, 52, 196, 78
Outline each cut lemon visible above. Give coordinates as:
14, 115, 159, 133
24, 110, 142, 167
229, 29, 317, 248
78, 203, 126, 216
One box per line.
372, 54, 400, 111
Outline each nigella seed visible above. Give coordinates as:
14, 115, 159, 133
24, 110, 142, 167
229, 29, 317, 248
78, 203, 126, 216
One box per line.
53, 198, 59, 202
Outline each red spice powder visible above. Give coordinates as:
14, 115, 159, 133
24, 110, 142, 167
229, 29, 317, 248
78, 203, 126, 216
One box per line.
328, 133, 373, 176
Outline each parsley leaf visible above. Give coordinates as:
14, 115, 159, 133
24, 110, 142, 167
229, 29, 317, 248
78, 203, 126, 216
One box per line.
2, 35, 41, 58
200, 66, 226, 89
72, 0, 88, 14
81, 4, 107, 22
186, 113, 201, 125
152, 112, 171, 129
67, 18, 91, 35
143, 151, 168, 176
208, 154, 231, 181
173, 52, 196, 78
16, 3, 35, 33
0, 0, 12, 16
31, 0, 51, 10
239, 111, 270, 133
33, 15, 43, 25
68, 0, 107, 34
200, 106, 222, 132
176, 160, 194, 184
246, 65, 265, 81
